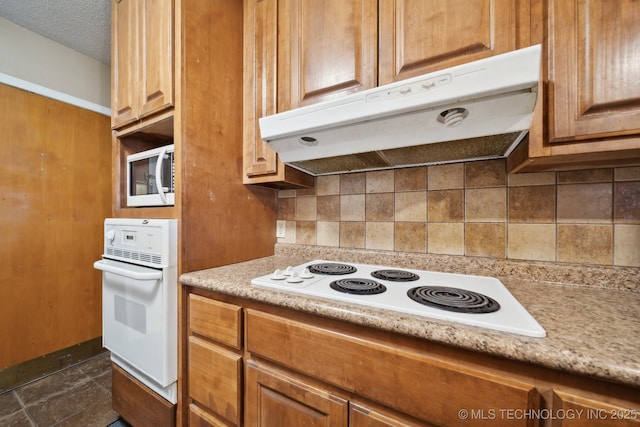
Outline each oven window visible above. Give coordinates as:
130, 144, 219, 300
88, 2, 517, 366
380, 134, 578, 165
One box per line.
114, 295, 147, 334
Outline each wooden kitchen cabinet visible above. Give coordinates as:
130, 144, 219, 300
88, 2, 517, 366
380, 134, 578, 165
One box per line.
551, 390, 640, 427
111, 0, 174, 129
245, 309, 540, 427
245, 361, 349, 426
110, 1, 278, 425
242, 0, 373, 188
187, 293, 243, 426
508, 0, 640, 172
378, 0, 527, 84
183, 287, 640, 427
243, 0, 529, 188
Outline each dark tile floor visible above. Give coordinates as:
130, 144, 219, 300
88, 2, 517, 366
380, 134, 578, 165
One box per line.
0, 352, 121, 427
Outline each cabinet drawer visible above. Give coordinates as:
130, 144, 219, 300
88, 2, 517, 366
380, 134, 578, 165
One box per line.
188, 336, 242, 425
246, 310, 539, 427
189, 403, 232, 427
189, 294, 242, 349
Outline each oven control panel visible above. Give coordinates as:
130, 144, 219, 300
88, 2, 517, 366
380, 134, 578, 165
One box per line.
102, 218, 177, 268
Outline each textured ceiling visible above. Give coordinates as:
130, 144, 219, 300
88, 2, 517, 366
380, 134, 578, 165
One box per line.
0, 0, 111, 65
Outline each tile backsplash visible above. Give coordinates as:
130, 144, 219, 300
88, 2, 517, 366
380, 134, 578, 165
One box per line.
276, 160, 640, 267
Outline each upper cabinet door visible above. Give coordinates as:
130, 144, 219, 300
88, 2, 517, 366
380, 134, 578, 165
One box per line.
111, 0, 174, 129
378, 0, 521, 84
278, 0, 378, 109
548, 0, 640, 142
112, 0, 139, 128
139, 0, 174, 118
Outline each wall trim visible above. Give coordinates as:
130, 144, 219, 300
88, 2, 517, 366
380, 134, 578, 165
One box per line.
0, 337, 106, 393
0, 72, 111, 116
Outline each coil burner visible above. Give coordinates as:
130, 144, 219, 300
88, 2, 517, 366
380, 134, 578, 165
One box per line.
407, 286, 500, 314
330, 279, 387, 295
371, 269, 420, 282
308, 263, 357, 275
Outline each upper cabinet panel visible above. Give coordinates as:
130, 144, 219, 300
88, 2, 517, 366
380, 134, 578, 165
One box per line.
549, 0, 640, 142
139, 0, 174, 118
279, 0, 378, 108
112, 0, 139, 128
379, 0, 520, 84
111, 0, 174, 129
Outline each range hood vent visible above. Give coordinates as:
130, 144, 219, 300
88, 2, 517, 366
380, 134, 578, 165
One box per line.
259, 45, 541, 176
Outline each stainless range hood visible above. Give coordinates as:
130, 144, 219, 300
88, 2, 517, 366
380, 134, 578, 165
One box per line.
259, 45, 541, 176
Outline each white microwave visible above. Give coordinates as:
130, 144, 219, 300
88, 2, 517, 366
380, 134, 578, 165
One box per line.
127, 144, 175, 207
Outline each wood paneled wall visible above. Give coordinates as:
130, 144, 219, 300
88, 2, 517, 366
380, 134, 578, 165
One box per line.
0, 84, 111, 369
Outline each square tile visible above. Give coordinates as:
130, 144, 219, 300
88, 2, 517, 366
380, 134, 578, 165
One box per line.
614, 182, 640, 223
295, 221, 317, 245
317, 221, 340, 247
557, 224, 612, 265
296, 196, 317, 221
366, 193, 395, 221
428, 189, 463, 222
427, 223, 464, 255
557, 183, 612, 223
340, 172, 366, 194
366, 222, 394, 250
465, 188, 506, 222
340, 222, 365, 248
465, 223, 506, 258
465, 159, 506, 187
427, 163, 464, 189
340, 194, 365, 221
395, 222, 426, 253
395, 192, 427, 222
317, 195, 340, 221
395, 166, 427, 192
366, 170, 394, 193
508, 186, 556, 223
508, 224, 556, 262
614, 224, 640, 267
316, 175, 340, 195
277, 197, 295, 220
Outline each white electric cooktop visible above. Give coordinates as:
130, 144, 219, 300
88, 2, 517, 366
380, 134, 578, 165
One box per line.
251, 260, 545, 338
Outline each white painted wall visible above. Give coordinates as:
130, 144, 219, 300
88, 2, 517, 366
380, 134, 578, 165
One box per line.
0, 17, 110, 114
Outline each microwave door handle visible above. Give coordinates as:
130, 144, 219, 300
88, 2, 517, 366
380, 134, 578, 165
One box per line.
93, 261, 162, 281
155, 147, 168, 205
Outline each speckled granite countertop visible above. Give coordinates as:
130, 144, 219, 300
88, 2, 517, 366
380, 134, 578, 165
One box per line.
180, 244, 640, 388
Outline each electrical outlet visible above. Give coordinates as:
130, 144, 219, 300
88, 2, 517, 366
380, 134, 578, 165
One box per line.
276, 220, 286, 238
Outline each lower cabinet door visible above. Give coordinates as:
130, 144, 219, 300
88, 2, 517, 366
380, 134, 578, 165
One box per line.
188, 336, 242, 425
245, 360, 348, 426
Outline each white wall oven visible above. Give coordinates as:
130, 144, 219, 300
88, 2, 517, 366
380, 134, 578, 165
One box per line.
94, 218, 178, 403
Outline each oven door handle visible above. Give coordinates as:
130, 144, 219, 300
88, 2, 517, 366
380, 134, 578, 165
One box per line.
93, 261, 162, 281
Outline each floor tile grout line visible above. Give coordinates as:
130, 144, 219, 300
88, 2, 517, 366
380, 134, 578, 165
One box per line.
12, 390, 38, 426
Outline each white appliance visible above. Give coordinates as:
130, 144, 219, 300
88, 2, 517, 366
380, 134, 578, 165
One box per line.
127, 144, 175, 207
94, 218, 178, 403
259, 45, 541, 175
252, 260, 545, 338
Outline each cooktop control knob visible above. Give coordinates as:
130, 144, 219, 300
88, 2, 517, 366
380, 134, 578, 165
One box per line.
286, 271, 303, 283
105, 229, 115, 244
271, 269, 286, 280
300, 268, 314, 279
284, 266, 295, 276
